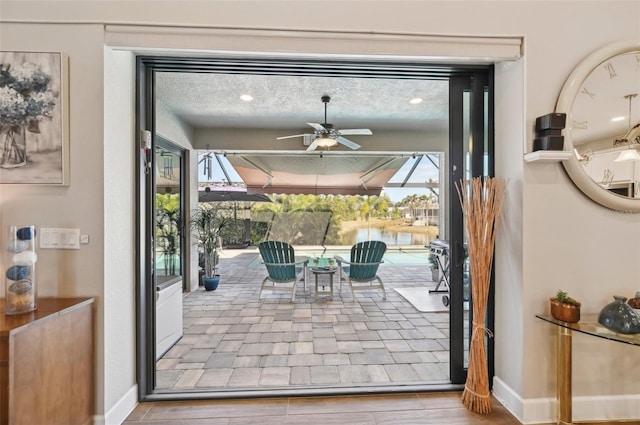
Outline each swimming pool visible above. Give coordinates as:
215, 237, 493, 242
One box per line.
246, 247, 429, 268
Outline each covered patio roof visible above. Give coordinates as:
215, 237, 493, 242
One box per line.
198, 185, 272, 203
212, 151, 426, 196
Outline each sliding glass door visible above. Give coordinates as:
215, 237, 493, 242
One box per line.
449, 73, 494, 384
154, 139, 186, 360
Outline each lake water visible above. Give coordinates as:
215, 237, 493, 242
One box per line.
340, 227, 431, 246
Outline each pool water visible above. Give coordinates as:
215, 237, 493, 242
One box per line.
247, 247, 429, 268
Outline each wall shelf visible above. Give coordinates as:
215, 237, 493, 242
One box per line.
524, 151, 573, 163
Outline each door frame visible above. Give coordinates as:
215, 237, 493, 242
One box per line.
448, 72, 495, 384
135, 55, 494, 400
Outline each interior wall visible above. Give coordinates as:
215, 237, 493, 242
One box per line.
104, 47, 137, 415
493, 58, 525, 401
2, 1, 640, 423
0, 20, 109, 415
156, 102, 194, 149
519, 4, 640, 407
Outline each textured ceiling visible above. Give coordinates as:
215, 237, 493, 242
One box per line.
156, 72, 449, 132
155, 71, 448, 194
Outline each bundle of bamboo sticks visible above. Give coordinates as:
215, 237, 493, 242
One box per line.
455, 176, 507, 414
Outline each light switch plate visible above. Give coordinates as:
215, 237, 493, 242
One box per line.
40, 228, 81, 249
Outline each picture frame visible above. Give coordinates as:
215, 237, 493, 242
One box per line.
0, 51, 69, 185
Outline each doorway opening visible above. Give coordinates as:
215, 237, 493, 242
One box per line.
137, 55, 494, 400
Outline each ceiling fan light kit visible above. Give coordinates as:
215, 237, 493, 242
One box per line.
316, 134, 338, 148
614, 148, 640, 162
277, 95, 372, 151
612, 93, 640, 162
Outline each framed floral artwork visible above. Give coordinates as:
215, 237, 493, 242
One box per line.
0, 51, 68, 185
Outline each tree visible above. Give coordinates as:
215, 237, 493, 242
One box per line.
398, 194, 420, 219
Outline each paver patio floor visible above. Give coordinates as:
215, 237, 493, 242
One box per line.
156, 247, 456, 392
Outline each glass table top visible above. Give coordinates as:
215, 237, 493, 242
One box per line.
310, 267, 337, 273
537, 314, 640, 347
307, 257, 336, 268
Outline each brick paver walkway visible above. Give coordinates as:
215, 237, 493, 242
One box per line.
156, 247, 455, 391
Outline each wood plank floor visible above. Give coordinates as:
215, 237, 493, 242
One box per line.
123, 392, 522, 424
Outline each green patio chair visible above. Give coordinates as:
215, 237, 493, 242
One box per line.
258, 240, 308, 302
334, 240, 387, 302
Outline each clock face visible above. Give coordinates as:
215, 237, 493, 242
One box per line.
570, 52, 640, 148
556, 41, 640, 211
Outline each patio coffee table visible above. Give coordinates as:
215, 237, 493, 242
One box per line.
310, 267, 337, 300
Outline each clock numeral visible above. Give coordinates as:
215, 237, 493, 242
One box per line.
581, 87, 596, 99
604, 62, 617, 79
635, 55, 640, 71
572, 120, 588, 130
613, 137, 627, 147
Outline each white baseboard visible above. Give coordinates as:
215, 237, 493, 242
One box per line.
99, 384, 138, 425
572, 394, 640, 422
492, 377, 554, 424
493, 376, 640, 423
492, 376, 524, 422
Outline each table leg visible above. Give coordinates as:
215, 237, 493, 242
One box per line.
329, 273, 333, 300
557, 326, 572, 425
303, 267, 307, 291
314, 273, 319, 301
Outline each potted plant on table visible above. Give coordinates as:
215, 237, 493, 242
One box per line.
550, 290, 581, 323
190, 204, 227, 291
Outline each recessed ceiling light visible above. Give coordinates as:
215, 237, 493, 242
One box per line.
240, 94, 253, 102
409, 97, 423, 105
611, 116, 625, 122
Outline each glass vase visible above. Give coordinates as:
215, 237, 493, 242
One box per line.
4, 225, 37, 314
0, 126, 28, 169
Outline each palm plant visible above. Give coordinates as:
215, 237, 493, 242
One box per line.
156, 194, 181, 276
190, 204, 227, 278
156, 207, 180, 276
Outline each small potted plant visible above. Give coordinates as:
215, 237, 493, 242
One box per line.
190, 204, 227, 291
550, 290, 581, 323
627, 292, 640, 312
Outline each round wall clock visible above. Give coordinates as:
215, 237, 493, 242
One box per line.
556, 40, 640, 212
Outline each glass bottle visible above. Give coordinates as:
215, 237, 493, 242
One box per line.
4, 225, 37, 314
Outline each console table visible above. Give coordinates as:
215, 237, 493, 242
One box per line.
0, 297, 94, 425
537, 314, 640, 425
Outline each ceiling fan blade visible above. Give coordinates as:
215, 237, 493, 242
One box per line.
306, 139, 320, 151
307, 122, 326, 132
276, 134, 307, 140
335, 136, 361, 150
338, 129, 373, 136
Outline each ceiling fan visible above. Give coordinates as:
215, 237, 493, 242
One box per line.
277, 95, 372, 151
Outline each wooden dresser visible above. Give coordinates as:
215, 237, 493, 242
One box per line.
0, 298, 94, 425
